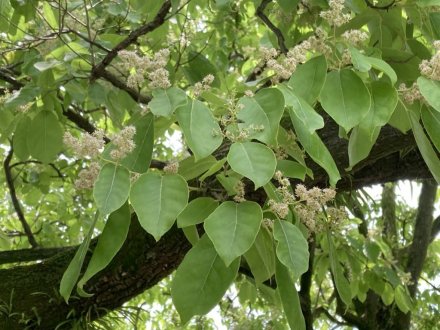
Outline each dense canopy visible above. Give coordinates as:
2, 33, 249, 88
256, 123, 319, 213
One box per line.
0, 0, 439, 329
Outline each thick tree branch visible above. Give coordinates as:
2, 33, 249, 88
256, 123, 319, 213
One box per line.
0, 247, 70, 265
300, 238, 315, 330
3, 147, 39, 248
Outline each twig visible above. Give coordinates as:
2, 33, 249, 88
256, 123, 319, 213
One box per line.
256, 0, 288, 54
364, 0, 395, 10
3, 147, 39, 248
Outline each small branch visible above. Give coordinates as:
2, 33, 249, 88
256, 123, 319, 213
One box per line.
3, 147, 39, 248
299, 238, 315, 330
0, 69, 23, 89
0, 246, 71, 265
91, 0, 172, 80
430, 215, 440, 243
256, 0, 288, 54
364, 0, 395, 10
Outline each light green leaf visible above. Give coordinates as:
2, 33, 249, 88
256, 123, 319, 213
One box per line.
381, 282, 394, 306
421, 106, 440, 152
349, 47, 371, 72
130, 173, 188, 241
93, 163, 130, 216
279, 85, 324, 133
171, 235, 239, 324
77, 203, 130, 295
13, 116, 31, 161
244, 226, 275, 283
417, 0, 440, 7
34, 59, 63, 71
149, 87, 187, 117
227, 142, 277, 189
60, 213, 98, 303
183, 51, 220, 88
408, 110, 440, 183
237, 88, 285, 145
27, 111, 63, 163
327, 231, 352, 307
288, 55, 327, 105
275, 259, 306, 330
182, 225, 199, 246
289, 110, 341, 186
418, 76, 440, 112
276, 160, 307, 180
273, 220, 309, 279
176, 100, 223, 160
395, 285, 413, 313
177, 197, 219, 228
200, 158, 227, 181
320, 69, 371, 131
348, 126, 380, 169
178, 155, 217, 180
366, 57, 397, 85
204, 201, 262, 266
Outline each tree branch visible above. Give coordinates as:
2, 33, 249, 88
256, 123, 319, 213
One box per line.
256, 0, 288, 54
3, 147, 39, 248
300, 238, 315, 330
0, 247, 71, 265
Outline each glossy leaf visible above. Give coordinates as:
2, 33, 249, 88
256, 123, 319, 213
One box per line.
77, 203, 130, 295
227, 142, 277, 189
275, 259, 306, 330
148, 87, 187, 117
237, 88, 285, 145
177, 197, 219, 227
288, 55, 327, 105
320, 69, 371, 131
418, 76, 440, 112
289, 110, 341, 186
171, 235, 239, 323
279, 84, 324, 133
204, 201, 262, 266
244, 226, 275, 283
130, 173, 188, 241
27, 111, 63, 163
176, 100, 223, 160
93, 163, 130, 216
273, 220, 309, 279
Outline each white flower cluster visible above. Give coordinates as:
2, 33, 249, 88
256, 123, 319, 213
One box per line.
320, 0, 351, 27
63, 130, 105, 159
294, 184, 345, 234
399, 82, 424, 104
268, 171, 295, 219
419, 40, 440, 81
118, 49, 171, 89
163, 161, 179, 174
342, 29, 369, 46
75, 161, 100, 190
110, 126, 136, 161
233, 180, 246, 203
193, 74, 215, 97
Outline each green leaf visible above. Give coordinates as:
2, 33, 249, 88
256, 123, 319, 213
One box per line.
148, 87, 187, 117
348, 81, 398, 168
421, 106, 440, 152
227, 142, 277, 189
178, 155, 217, 181
279, 84, 324, 133
349, 47, 371, 72
275, 259, 306, 330
288, 55, 327, 105
93, 163, 130, 216
27, 111, 63, 163
289, 110, 341, 186
77, 203, 130, 295
327, 231, 352, 307
60, 213, 98, 303
236, 88, 285, 145
171, 235, 239, 324
130, 173, 188, 241
200, 158, 227, 181
176, 100, 223, 160
12, 116, 31, 161
119, 113, 154, 173
183, 51, 220, 88
276, 0, 299, 11
273, 220, 309, 279
418, 76, 440, 112
365, 57, 397, 85
204, 201, 262, 266
395, 285, 412, 313
276, 160, 307, 180
320, 69, 371, 131
244, 226, 275, 283
381, 282, 394, 306
177, 197, 219, 227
